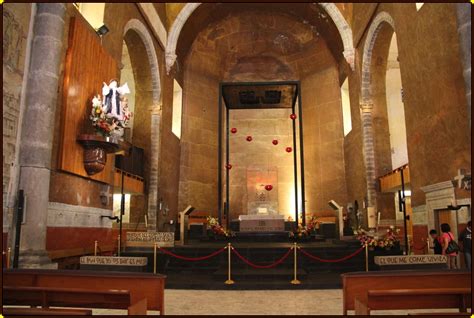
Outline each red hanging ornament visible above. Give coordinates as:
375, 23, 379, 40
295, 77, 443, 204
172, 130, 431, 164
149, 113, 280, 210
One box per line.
285, 147, 293, 153
290, 113, 297, 120
272, 139, 279, 145
246, 136, 253, 142
231, 128, 237, 134
225, 164, 232, 170
264, 184, 273, 191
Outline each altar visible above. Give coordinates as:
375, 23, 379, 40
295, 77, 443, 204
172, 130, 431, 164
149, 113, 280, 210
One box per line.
238, 214, 285, 232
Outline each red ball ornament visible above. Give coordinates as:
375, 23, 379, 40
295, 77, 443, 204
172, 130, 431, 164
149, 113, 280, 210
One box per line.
290, 113, 297, 120
272, 139, 279, 145
264, 184, 273, 191
225, 164, 232, 170
246, 136, 253, 142
285, 147, 293, 153
231, 128, 237, 134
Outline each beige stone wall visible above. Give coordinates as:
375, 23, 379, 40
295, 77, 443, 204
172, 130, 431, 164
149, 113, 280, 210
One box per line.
344, 3, 470, 218
179, 10, 348, 219
178, 43, 220, 214
227, 109, 295, 220
2, 3, 33, 229
302, 66, 348, 215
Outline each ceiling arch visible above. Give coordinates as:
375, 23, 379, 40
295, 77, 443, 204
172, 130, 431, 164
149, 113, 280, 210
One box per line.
165, 3, 355, 74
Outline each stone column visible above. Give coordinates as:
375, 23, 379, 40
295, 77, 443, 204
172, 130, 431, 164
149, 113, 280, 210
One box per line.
16, 3, 66, 268
360, 102, 377, 211
455, 3, 471, 129
147, 106, 162, 232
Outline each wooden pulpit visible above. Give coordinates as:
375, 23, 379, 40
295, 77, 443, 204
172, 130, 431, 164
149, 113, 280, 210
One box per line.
178, 206, 195, 245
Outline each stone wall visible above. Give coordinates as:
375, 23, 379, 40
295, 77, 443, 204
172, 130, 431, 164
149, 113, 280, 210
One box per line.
343, 3, 470, 232
179, 10, 348, 220
2, 3, 33, 232
46, 3, 177, 248
302, 66, 348, 214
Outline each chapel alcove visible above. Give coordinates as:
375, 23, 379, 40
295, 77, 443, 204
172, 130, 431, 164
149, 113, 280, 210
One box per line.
177, 4, 349, 223
113, 29, 154, 229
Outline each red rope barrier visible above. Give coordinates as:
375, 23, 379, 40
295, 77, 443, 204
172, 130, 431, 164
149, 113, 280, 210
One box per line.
159, 246, 226, 261
231, 247, 293, 269
298, 246, 365, 263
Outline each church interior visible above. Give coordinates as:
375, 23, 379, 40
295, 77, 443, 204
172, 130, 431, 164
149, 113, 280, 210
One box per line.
2, 2, 471, 315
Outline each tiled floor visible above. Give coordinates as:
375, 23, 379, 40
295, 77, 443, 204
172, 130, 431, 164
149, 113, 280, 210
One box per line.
93, 289, 463, 315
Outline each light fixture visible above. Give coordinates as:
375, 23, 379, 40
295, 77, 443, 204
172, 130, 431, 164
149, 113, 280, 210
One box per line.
95, 24, 109, 37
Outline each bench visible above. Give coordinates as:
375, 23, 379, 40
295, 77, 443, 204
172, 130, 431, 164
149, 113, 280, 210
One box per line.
341, 270, 471, 315
354, 287, 471, 315
4, 268, 166, 315
3, 285, 146, 315
3, 308, 93, 315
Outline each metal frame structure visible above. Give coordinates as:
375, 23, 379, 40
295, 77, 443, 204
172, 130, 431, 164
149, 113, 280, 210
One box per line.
217, 81, 306, 229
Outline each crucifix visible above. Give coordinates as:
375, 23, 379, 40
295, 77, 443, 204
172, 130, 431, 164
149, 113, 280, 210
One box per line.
453, 169, 470, 189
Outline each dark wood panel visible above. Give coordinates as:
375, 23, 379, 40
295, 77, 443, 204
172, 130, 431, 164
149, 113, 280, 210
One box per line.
4, 269, 165, 314
341, 270, 471, 314
58, 17, 117, 184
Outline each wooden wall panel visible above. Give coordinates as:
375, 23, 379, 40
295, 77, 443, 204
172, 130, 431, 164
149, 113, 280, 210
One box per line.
59, 17, 118, 184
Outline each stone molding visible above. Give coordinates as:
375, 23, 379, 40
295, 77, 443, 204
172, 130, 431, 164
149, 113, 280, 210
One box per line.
421, 181, 456, 233
137, 3, 167, 49
47, 202, 114, 228
359, 11, 396, 211
165, 3, 355, 73
126, 231, 175, 247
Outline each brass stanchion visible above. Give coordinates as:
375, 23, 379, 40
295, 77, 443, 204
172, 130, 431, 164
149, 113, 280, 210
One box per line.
94, 240, 98, 256
153, 243, 158, 274
291, 242, 301, 285
7, 247, 11, 269
117, 235, 121, 257
365, 243, 369, 272
225, 243, 234, 285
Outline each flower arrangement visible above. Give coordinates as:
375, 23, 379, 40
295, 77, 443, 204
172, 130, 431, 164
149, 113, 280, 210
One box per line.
306, 216, 321, 232
289, 224, 312, 239
206, 216, 233, 237
356, 226, 401, 249
90, 95, 132, 137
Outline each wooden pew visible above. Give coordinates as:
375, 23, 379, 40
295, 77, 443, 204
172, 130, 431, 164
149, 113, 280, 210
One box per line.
341, 270, 471, 315
3, 308, 93, 315
4, 268, 166, 315
354, 287, 471, 315
3, 285, 146, 315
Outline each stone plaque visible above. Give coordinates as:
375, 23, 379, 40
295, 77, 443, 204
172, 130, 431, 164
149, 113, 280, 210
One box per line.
374, 254, 447, 265
80, 256, 147, 266
126, 232, 175, 247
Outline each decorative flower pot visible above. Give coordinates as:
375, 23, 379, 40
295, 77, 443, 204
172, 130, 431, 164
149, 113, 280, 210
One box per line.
77, 134, 122, 176
83, 146, 107, 175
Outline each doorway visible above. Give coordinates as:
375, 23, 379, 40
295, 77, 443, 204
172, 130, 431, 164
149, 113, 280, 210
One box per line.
434, 208, 459, 238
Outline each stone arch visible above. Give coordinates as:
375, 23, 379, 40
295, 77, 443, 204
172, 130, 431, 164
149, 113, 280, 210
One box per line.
361, 11, 395, 104
165, 2, 355, 74
123, 19, 161, 107
359, 11, 396, 211
123, 18, 162, 231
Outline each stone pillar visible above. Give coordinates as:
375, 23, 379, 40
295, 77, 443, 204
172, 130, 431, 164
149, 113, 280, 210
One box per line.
16, 3, 66, 268
360, 102, 377, 210
455, 3, 471, 129
147, 106, 162, 232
